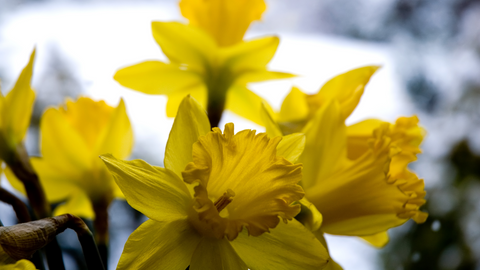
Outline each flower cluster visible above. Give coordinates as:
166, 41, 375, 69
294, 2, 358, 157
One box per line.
0, 0, 427, 269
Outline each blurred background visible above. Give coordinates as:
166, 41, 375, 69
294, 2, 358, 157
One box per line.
1, 0, 480, 269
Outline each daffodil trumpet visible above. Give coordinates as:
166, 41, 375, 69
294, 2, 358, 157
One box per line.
100, 95, 330, 270
260, 66, 428, 268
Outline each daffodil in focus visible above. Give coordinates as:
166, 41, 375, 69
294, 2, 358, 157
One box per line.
0, 49, 35, 167
6, 97, 133, 245
114, 0, 292, 127
261, 66, 428, 268
101, 96, 329, 269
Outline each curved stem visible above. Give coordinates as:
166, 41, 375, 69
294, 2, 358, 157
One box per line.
0, 188, 31, 223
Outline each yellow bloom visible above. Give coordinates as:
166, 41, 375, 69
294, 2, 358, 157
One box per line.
114, 0, 292, 126
101, 96, 329, 269
0, 49, 36, 164
261, 66, 427, 260
6, 97, 133, 219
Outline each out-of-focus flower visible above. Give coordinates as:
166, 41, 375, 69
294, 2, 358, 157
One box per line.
0, 49, 35, 165
114, 0, 292, 127
261, 66, 427, 268
6, 97, 133, 220
0, 256, 36, 270
101, 96, 329, 270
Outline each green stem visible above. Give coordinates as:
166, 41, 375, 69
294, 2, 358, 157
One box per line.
7, 143, 64, 269
0, 188, 31, 223
206, 92, 226, 129
93, 198, 110, 270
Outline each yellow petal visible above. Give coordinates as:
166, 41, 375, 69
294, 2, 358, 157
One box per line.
225, 85, 274, 126
117, 219, 201, 270
165, 86, 207, 118
190, 238, 247, 270
231, 219, 329, 270
1, 259, 37, 270
94, 98, 133, 159
164, 96, 210, 178
151, 22, 216, 72
260, 102, 283, 137
100, 154, 191, 222
221, 36, 279, 74
114, 61, 202, 95
235, 70, 295, 85
316, 65, 380, 119
182, 123, 304, 240
3, 49, 36, 145
360, 231, 389, 248
278, 86, 309, 123
179, 0, 266, 47
276, 133, 305, 163
298, 101, 346, 190
40, 107, 92, 176
53, 190, 95, 220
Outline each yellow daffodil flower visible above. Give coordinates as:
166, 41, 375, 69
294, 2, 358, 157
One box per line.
114, 0, 292, 127
100, 95, 329, 270
261, 66, 427, 269
6, 97, 133, 220
0, 49, 36, 166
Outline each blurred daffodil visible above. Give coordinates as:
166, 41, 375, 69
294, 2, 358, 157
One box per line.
262, 66, 427, 268
0, 49, 35, 166
101, 96, 329, 270
114, 0, 292, 127
6, 97, 133, 232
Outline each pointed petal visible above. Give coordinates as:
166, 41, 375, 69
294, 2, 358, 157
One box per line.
165, 86, 207, 118
276, 133, 305, 163
151, 22, 216, 72
53, 190, 94, 220
4, 49, 36, 144
225, 85, 273, 126
260, 103, 283, 137
278, 86, 309, 123
317, 66, 380, 119
100, 154, 191, 222
180, 0, 266, 47
360, 231, 389, 248
235, 70, 295, 85
222, 36, 279, 73
94, 99, 133, 159
298, 101, 346, 189
231, 219, 329, 270
164, 96, 210, 178
114, 61, 202, 95
117, 219, 201, 270
190, 238, 247, 270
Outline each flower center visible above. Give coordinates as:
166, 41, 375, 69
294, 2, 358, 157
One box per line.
214, 189, 235, 212
182, 123, 304, 241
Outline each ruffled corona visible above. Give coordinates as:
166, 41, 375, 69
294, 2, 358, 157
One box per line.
309, 116, 427, 236
182, 123, 304, 240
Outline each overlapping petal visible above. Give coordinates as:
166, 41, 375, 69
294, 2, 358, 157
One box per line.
164, 95, 211, 178
2, 49, 36, 146
231, 219, 329, 270
225, 85, 274, 126
114, 61, 202, 95
101, 154, 191, 222
190, 238, 247, 270
117, 219, 200, 270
